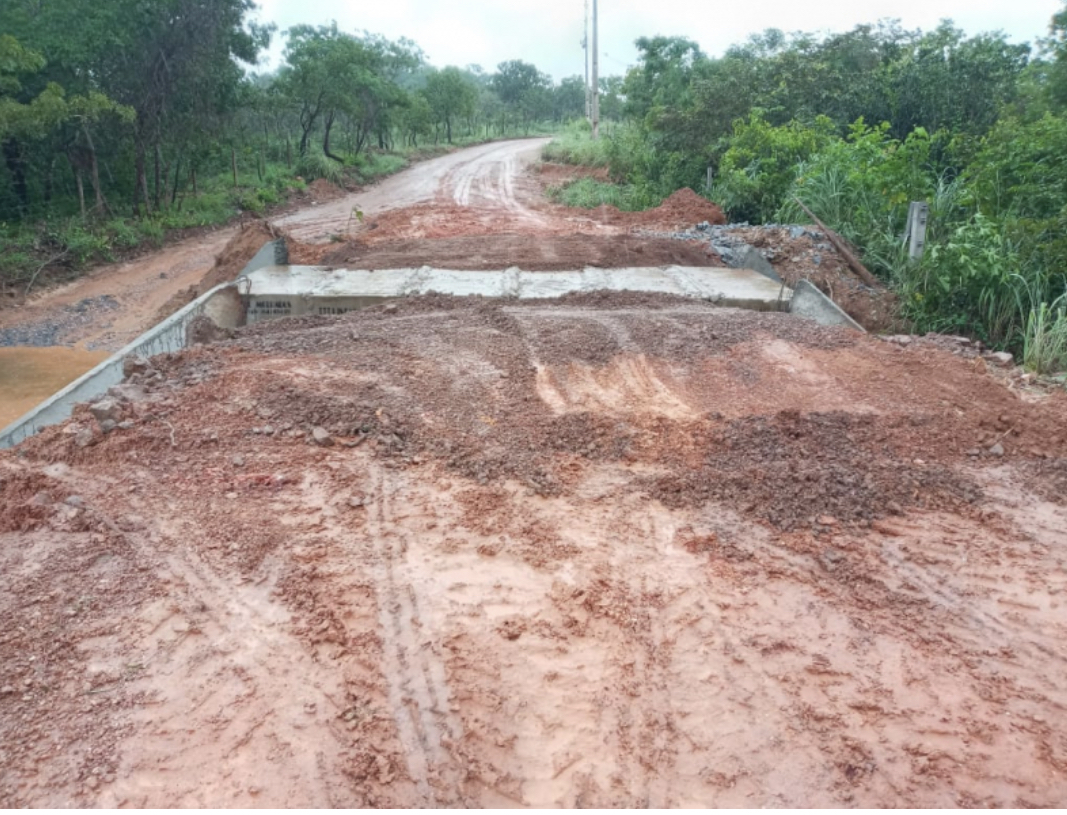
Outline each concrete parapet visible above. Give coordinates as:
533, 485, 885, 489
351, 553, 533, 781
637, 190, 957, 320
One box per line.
789, 279, 865, 332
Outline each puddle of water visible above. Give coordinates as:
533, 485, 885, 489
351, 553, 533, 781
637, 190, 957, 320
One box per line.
0, 346, 111, 429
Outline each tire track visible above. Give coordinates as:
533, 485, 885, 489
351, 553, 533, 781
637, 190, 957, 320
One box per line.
363, 466, 466, 806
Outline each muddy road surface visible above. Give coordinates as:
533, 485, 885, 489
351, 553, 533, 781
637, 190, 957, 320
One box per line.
0, 139, 551, 426
276, 138, 551, 243
2, 296, 1067, 807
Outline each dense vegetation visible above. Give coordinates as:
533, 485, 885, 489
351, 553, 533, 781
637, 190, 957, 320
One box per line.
0, 0, 613, 289
546, 11, 1067, 371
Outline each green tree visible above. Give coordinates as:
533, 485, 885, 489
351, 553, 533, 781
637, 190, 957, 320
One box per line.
424, 66, 477, 143
491, 60, 551, 132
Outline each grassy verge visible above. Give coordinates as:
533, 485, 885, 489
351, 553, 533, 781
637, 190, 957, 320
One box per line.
541, 122, 612, 167
545, 177, 662, 211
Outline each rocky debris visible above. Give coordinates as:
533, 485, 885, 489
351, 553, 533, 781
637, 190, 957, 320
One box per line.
123, 356, 150, 378
186, 314, 234, 346
990, 351, 1015, 367
88, 399, 122, 425
989, 443, 1005, 457
107, 383, 147, 404
641, 222, 897, 332
311, 427, 334, 447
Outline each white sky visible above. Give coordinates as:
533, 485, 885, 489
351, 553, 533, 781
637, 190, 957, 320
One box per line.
253, 0, 1062, 79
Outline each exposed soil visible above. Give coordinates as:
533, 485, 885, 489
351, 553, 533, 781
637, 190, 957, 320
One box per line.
318, 234, 721, 271
738, 225, 899, 332
151, 221, 281, 325
3, 296, 1067, 807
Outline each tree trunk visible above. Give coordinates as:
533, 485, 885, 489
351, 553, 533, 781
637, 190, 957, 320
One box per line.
44, 157, 55, 206
286, 138, 292, 169
446, 116, 453, 144
134, 143, 151, 215
231, 148, 238, 188
171, 155, 183, 206
323, 111, 344, 163
153, 142, 162, 211
74, 167, 86, 219
83, 126, 107, 215
2, 138, 29, 213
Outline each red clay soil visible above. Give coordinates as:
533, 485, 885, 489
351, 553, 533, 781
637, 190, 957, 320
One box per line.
2, 296, 1067, 807
318, 233, 722, 271
739, 225, 900, 333
585, 188, 727, 232
151, 221, 280, 324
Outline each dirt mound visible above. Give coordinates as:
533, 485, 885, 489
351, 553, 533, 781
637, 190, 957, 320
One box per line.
306, 178, 345, 201
588, 188, 727, 232
151, 221, 278, 324
319, 233, 721, 270
737, 225, 900, 332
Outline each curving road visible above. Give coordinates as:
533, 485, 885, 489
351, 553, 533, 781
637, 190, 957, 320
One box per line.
275, 138, 549, 242
0, 138, 550, 353
0, 138, 549, 426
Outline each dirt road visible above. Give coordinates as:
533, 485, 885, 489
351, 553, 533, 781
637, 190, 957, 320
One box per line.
0, 139, 551, 355
0, 139, 554, 427
2, 296, 1067, 807
276, 138, 551, 243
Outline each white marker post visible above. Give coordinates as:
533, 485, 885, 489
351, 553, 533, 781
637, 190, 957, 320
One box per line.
907, 202, 929, 262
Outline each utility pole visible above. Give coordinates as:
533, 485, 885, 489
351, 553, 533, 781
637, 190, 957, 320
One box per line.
583, 0, 591, 120
591, 0, 600, 140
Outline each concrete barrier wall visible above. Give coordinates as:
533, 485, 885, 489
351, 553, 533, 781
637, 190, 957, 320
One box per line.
789, 279, 866, 332
0, 238, 286, 449
0, 284, 233, 448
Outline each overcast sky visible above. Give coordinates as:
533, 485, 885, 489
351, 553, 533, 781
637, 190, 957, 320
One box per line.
253, 0, 1061, 79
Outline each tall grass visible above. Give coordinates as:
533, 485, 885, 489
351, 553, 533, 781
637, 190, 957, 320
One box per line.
1014, 276, 1067, 374
542, 122, 612, 168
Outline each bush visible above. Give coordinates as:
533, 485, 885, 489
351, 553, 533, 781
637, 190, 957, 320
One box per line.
355, 152, 407, 182
295, 150, 344, 185
711, 113, 837, 224
106, 219, 141, 249
900, 216, 1024, 344
53, 223, 111, 265
542, 123, 612, 168
1015, 279, 1067, 374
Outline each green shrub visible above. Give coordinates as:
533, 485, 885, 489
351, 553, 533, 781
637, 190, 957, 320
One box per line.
1015, 278, 1067, 374
355, 152, 407, 183
542, 123, 612, 168
901, 216, 1024, 344
54, 224, 111, 265
137, 219, 165, 245
106, 219, 141, 249
711, 113, 837, 224
295, 150, 344, 185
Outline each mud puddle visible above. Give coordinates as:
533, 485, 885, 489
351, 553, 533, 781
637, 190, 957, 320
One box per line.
0, 346, 110, 428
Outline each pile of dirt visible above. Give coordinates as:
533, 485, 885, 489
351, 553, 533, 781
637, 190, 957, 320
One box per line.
318, 233, 721, 270
185, 296, 1065, 520
587, 188, 727, 232
740, 226, 899, 332
150, 221, 279, 324
306, 178, 345, 201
